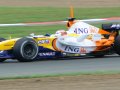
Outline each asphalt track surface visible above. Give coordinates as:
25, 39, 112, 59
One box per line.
0, 54, 120, 78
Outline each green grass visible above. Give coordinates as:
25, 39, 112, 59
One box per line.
0, 7, 69, 23
1, 70, 120, 80
0, 7, 120, 38
0, 25, 66, 38
0, 7, 120, 23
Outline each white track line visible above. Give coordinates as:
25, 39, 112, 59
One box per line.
0, 17, 119, 27
0, 21, 66, 27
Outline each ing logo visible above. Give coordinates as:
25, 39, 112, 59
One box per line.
80, 47, 87, 53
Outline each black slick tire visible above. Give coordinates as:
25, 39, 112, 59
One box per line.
13, 38, 38, 62
114, 35, 120, 55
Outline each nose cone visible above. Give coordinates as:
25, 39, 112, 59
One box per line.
0, 38, 19, 50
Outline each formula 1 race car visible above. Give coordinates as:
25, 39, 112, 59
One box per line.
0, 7, 120, 62
0, 20, 120, 62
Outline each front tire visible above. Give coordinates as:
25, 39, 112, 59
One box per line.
13, 38, 38, 62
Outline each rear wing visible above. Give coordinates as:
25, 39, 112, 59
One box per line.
102, 24, 120, 31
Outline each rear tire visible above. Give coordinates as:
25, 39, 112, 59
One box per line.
114, 35, 120, 55
13, 38, 38, 62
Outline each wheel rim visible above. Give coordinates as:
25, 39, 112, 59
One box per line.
24, 44, 35, 56
21, 42, 38, 59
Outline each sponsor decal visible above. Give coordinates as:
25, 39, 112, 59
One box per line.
73, 26, 98, 34
39, 52, 55, 56
64, 46, 87, 54
65, 46, 79, 53
38, 39, 50, 44
111, 24, 120, 29
74, 28, 88, 34
89, 26, 99, 33
80, 47, 87, 53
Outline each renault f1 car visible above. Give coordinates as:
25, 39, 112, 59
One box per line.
0, 19, 120, 62
0, 7, 120, 62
